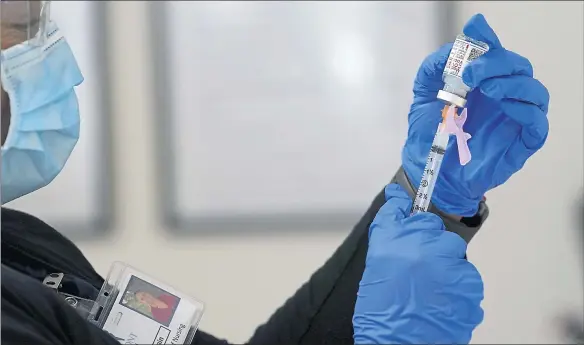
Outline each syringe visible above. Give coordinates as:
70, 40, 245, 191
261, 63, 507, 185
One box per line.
410, 105, 452, 216
410, 31, 489, 216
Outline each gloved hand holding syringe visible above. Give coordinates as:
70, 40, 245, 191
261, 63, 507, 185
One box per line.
410, 34, 490, 215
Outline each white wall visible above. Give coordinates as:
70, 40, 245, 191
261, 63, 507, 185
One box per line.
69, 1, 583, 344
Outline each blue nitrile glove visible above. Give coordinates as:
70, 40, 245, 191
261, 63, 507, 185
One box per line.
402, 13, 550, 217
353, 183, 484, 344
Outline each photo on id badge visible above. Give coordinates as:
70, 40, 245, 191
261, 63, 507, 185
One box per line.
120, 276, 180, 327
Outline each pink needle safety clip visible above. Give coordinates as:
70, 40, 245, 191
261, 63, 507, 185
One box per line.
441, 105, 472, 166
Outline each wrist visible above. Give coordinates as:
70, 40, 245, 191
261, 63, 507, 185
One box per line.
442, 213, 463, 222
390, 166, 490, 243
439, 196, 487, 222
430, 191, 481, 218
401, 153, 482, 217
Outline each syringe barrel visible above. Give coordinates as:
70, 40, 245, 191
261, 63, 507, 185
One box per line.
438, 34, 489, 108
410, 127, 450, 215
410, 149, 445, 215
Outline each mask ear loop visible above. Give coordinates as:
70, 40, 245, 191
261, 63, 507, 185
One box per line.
32, 0, 50, 47
25, 1, 32, 42
40, 1, 50, 36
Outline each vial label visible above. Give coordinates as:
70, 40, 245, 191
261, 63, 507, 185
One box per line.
443, 38, 488, 79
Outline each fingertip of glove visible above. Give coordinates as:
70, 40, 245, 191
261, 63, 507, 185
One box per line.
430, 43, 454, 68
438, 42, 454, 56
439, 229, 469, 258
404, 211, 445, 229
461, 66, 479, 89
476, 77, 502, 99
384, 183, 411, 203
382, 184, 412, 217
383, 184, 445, 228
462, 13, 502, 49
418, 43, 454, 81
460, 54, 492, 88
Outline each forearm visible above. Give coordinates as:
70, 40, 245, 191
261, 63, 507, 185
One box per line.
190, 189, 382, 345
245, 190, 386, 345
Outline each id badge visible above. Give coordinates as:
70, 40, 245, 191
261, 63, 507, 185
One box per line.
88, 262, 204, 344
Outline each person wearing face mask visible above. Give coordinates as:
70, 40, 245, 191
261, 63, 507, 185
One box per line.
2, 2, 550, 345
1, 1, 81, 203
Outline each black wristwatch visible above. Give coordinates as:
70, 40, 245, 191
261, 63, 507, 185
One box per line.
390, 166, 489, 244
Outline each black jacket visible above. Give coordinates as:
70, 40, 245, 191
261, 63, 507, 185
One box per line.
1, 169, 485, 345
1, 188, 386, 345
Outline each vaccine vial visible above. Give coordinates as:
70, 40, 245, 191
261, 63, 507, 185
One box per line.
437, 34, 489, 108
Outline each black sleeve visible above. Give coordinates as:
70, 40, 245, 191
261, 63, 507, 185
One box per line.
1, 265, 120, 345
187, 189, 385, 345
2, 171, 486, 345
243, 189, 387, 345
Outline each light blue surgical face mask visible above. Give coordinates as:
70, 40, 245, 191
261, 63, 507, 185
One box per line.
1, 22, 84, 204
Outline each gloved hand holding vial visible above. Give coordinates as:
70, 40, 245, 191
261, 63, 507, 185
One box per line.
402, 13, 550, 217
410, 33, 489, 215
354, 13, 550, 344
